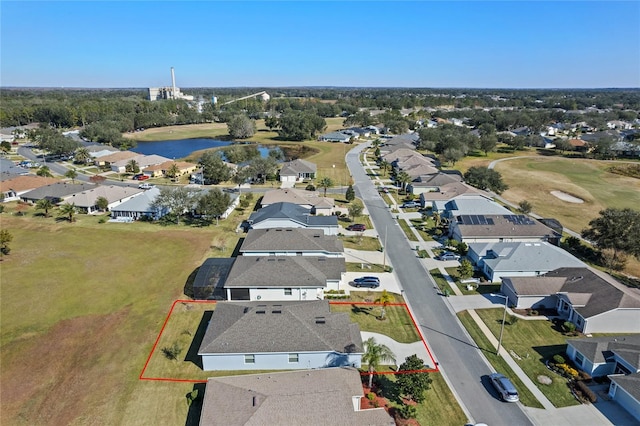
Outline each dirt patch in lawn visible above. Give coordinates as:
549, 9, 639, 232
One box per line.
1, 308, 131, 425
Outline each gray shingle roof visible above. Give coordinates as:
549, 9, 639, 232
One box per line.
20, 182, 98, 202
506, 267, 640, 318
240, 228, 343, 254
260, 188, 333, 209
225, 256, 345, 288
199, 368, 394, 426
568, 335, 640, 367
198, 300, 362, 354
248, 202, 338, 227
279, 159, 316, 176
453, 214, 557, 239
610, 373, 640, 402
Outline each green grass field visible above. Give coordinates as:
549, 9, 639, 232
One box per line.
0, 204, 249, 425
471, 309, 579, 408
330, 304, 421, 343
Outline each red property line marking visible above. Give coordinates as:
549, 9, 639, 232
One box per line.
140, 300, 438, 383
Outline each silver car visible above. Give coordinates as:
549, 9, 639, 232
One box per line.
489, 373, 519, 402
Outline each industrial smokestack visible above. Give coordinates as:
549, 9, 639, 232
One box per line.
171, 67, 176, 98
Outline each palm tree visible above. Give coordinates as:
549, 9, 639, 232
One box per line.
59, 203, 77, 222
65, 168, 78, 183
396, 171, 411, 193
379, 159, 390, 177
374, 290, 394, 320
74, 147, 91, 164
126, 159, 140, 174
316, 176, 334, 197
36, 198, 55, 218
362, 337, 396, 388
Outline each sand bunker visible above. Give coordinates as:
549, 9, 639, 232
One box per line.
550, 190, 584, 203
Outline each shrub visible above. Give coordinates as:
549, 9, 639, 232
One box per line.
557, 363, 579, 379
530, 310, 539, 316
578, 370, 592, 382
508, 314, 519, 326
576, 380, 597, 403
367, 392, 376, 401
563, 321, 576, 333
305, 184, 316, 191
398, 404, 417, 419
553, 354, 566, 365
161, 342, 182, 360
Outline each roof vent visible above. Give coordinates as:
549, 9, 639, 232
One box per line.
256, 310, 266, 314
272, 310, 282, 314
315, 317, 326, 324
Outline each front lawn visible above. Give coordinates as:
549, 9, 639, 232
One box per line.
398, 218, 419, 241
330, 304, 421, 344
473, 309, 579, 407
340, 235, 382, 251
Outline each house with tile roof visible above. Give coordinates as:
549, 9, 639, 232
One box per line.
278, 159, 316, 184
260, 188, 334, 215
142, 160, 197, 178
92, 150, 138, 167
198, 367, 394, 426
109, 154, 171, 174
0, 175, 59, 201
223, 255, 346, 301
197, 300, 362, 371
247, 202, 339, 235
501, 267, 640, 333
468, 241, 585, 282
240, 228, 344, 258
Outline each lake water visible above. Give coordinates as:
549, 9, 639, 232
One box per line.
130, 138, 280, 160
130, 138, 231, 159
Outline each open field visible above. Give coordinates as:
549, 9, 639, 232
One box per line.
472, 308, 580, 408
494, 156, 640, 277
494, 156, 640, 232
0, 206, 248, 425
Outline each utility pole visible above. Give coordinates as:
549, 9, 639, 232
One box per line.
382, 225, 388, 271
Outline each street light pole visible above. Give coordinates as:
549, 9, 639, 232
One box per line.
382, 225, 388, 271
491, 293, 508, 356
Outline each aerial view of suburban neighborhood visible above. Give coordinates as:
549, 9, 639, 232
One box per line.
1, 1, 639, 426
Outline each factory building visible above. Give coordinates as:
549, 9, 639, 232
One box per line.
148, 67, 194, 101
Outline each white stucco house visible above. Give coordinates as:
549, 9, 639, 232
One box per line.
197, 300, 363, 371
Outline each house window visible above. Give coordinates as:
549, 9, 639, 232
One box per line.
288, 353, 299, 363
284, 288, 292, 296
244, 354, 255, 364
575, 352, 584, 367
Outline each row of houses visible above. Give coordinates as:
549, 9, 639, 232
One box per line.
192, 192, 394, 422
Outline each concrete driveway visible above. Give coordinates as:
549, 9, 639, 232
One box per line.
344, 271, 402, 294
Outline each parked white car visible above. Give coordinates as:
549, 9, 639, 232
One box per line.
138, 183, 154, 190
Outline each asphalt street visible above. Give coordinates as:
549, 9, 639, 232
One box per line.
346, 143, 533, 426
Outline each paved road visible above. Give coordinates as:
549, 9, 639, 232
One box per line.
347, 143, 533, 426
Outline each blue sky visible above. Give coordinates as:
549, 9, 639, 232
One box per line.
1, 1, 639, 88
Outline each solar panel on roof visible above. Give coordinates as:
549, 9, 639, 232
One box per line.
487, 218, 494, 225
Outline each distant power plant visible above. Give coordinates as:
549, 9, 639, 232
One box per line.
148, 67, 194, 101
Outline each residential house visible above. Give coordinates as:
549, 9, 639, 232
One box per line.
110, 154, 171, 174
85, 144, 119, 160
0, 175, 59, 202
247, 202, 339, 235
611, 141, 640, 158
567, 139, 590, 153
64, 185, 144, 213
279, 159, 317, 184
199, 368, 394, 426
143, 160, 197, 178
223, 255, 346, 301
418, 181, 486, 208
433, 194, 511, 219
565, 335, 640, 422
197, 300, 362, 370
20, 182, 97, 204
318, 132, 352, 143
260, 188, 335, 215
109, 187, 168, 220
501, 267, 640, 334
240, 228, 344, 258
608, 373, 640, 422
407, 172, 463, 196
448, 214, 558, 244
566, 335, 640, 377
92, 150, 138, 167
0, 158, 30, 180
467, 241, 585, 282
